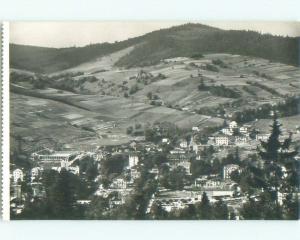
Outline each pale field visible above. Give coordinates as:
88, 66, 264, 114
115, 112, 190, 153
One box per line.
55, 46, 135, 74
250, 115, 300, 134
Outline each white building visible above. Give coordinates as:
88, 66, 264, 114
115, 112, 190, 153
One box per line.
221, 128, 233, 136
256, 134, 270, 141
191, 142, 199, 153
31, 167, 43, 181
239, 126, 248, 134
31, 167, 42, 178
179, 139, 188, 148
203, 179, 222, 188
32, 151, 77, 162
215, 136, 229, 146
185, 135, 196, 152
111, 178, 127, 189
51, 162, 80, 175
229, 121, 238, 130
223, 164, 240, 179
60, 159, 69, 169
170, 148, 186, 154
162, 138, 170, 144
13, 169, 24, 183
128, 155, 139, 168
192, 126, 200, 132
235, 136, 248, 145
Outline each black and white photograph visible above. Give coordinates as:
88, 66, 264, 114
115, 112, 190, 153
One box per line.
7, 21, 300, 220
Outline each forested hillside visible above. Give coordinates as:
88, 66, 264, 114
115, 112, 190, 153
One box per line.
10, 23, 299, 73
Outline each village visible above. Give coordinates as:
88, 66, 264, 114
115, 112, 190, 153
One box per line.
10, 117, 299, 219
8, 24, 300, 220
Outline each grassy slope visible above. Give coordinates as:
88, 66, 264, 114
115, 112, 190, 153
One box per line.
10, 38, 140, 73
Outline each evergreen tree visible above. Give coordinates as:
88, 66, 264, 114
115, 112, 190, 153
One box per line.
258, 115, 298, 204
197, 192, 212, 219
49, 169, 76, 219
240, 198, 262, 219
213, 200, 229, 219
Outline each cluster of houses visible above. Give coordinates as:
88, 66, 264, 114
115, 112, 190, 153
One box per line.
11, 115, 292, 217
11, 167, 47, 214
213, 121, 249, 146
10, 147, 106, 212
94, 154, 142, 207
150, 193, 202, 213
193, 121, 271, 146
145, 163, 242, 214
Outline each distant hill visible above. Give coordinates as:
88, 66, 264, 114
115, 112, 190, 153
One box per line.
115, 24, 299, 68
10, 39, 140, 73
10, 23, 299, 73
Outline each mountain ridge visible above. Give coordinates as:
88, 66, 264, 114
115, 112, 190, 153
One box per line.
10, 23, 299, 73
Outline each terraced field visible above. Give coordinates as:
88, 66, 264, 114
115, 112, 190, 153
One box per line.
10, 50, 300, 151
11, 89, 222, 152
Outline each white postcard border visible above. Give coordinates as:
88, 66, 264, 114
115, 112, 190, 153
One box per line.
2, 21, 10, 221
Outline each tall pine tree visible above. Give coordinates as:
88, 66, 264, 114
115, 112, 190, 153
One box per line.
258, 115, 298, 204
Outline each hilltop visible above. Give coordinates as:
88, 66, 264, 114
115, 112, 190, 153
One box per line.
10, 23, 299, 73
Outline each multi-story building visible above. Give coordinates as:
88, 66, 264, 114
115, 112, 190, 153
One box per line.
37, 151, 76, 162
32, 149, 77, 169
229, 121, 238, 130
13, 169, 24, 183
222, 128, 233, 136
128, 154, 139, 168
215, 136, 229, 146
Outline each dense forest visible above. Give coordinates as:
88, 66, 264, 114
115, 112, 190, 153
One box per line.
10, 23, 299, 73
116, 24, 299, 68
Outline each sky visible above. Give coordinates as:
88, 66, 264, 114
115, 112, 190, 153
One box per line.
10, 21, 300, 48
